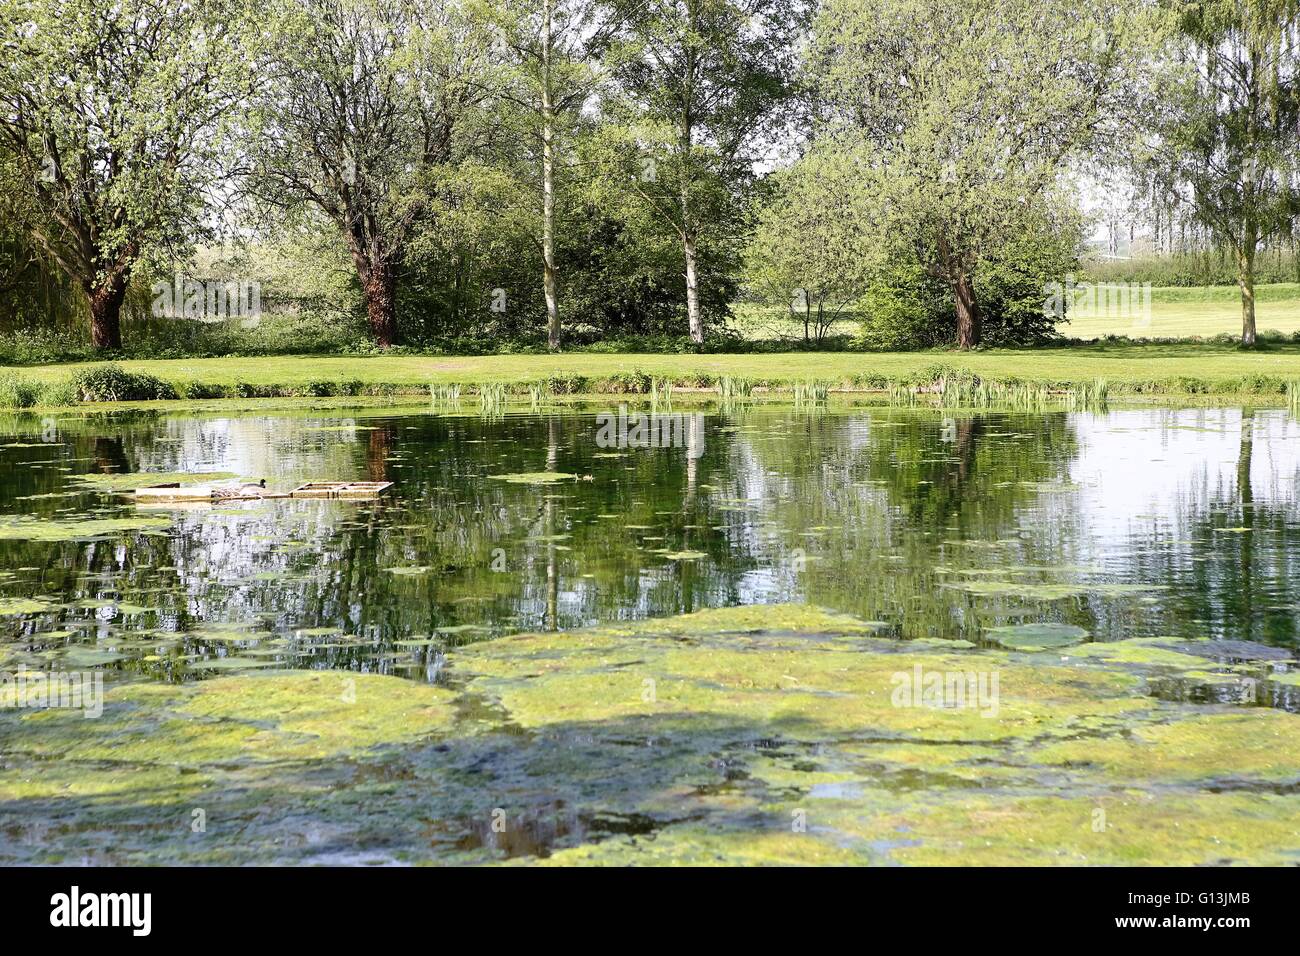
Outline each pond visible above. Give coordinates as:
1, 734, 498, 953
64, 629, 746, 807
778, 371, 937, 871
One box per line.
2, 402, 1299, 864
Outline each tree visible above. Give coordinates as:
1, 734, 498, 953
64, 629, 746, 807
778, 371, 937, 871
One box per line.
1142, 0, 1300, 347
745, 144, 871, 342
488, 0, 606, 351
599, 0, 802, 343
810, 0, 1136, 348
0, 0, 257, 350
248, 0, 498, 348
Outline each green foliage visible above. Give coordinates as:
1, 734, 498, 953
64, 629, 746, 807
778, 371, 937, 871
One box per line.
0, 371, 39, 408
809, 0, 1136, 347
859, 223, 1079, 349
544, 373, 587, 395
0, 0, 263, 348
744, 145, 868, 342
70, 365, 177, 403
1083, 251, 1300, 287
595, 369, 652, 394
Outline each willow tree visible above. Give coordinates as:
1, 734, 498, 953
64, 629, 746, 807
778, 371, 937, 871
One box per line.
1146, 0, 1300, 347
249, 0, 497, 348
600, 0, 801, 343
810, 0, 1137, 348
0, 0, 256, 350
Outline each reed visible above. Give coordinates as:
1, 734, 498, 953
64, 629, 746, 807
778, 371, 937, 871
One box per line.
429, 383, 462, 406
478, 382, 507, 415
792, 380, 830, 405
718, 376, 754, 402
893, 371, 1110, 412
650, 377, 674, 407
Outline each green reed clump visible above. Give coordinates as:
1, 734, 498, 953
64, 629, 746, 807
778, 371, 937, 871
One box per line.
719, 376, 754, 401
1288, 380, 1300, 416
430, 383, 462, 405
793, 380, 830, 405
527, 382, 545, 410
650, 377, 674, 406
37, 378, 79, 407
902, 369, 1108, 412
478, 382, 507, 414
887, 382, 918, 406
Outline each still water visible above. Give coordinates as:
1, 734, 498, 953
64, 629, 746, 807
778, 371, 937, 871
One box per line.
3, 404, 1297, 673
2, 403, 1298, 864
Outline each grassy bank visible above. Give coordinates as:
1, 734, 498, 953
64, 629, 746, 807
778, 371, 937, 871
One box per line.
6, 342, 1300, 408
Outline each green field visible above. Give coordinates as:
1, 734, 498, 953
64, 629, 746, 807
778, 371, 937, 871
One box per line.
1066, 283, 1300, 339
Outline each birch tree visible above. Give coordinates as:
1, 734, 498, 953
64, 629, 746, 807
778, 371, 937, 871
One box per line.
600, 0, 801, 343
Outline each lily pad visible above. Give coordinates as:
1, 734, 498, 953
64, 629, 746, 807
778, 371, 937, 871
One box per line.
985, 623, 1090, 650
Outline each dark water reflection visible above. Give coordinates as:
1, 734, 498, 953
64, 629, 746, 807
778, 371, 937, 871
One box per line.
2, 403, 1298, 685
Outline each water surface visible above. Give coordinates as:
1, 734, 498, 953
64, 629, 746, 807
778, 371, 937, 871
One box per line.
2, 403, 1298, 864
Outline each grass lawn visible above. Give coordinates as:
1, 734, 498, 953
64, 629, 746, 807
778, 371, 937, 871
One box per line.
1066, 283, 1300, 339
11, 340, 1300, 397
735, 283, 1300, 341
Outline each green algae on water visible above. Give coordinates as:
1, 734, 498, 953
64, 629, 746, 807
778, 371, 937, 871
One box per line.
71, 471, 240, 492
488, 472, 578, 484
0, 597, 58, 615
0, 515, 173, 541
942, 580, 1162, 600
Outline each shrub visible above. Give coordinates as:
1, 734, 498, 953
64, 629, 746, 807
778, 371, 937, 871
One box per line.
545, 373, 587, 394
71, 364, 178, 402
174, 381, 228, 400
597, 369, 652, 393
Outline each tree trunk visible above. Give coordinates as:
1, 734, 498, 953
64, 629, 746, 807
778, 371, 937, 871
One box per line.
364, 260, 398, 349
542, 0, 560, 351
1238, 242, 1257, 348
679, 80, 702, 343
1237, 407, 1255, 642
88, 270, 128, 351
684, 230, 702, 343
954, 272, 981, 349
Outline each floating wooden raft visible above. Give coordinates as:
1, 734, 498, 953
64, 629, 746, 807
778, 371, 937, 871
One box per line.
288, 481, 393, 499
134, 481, 392, 503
